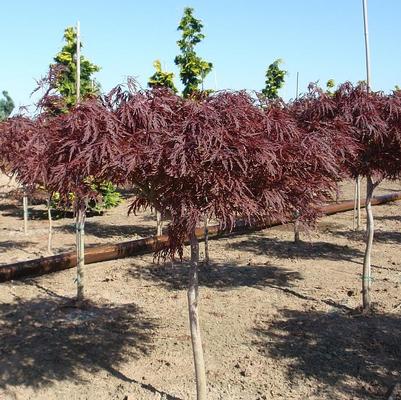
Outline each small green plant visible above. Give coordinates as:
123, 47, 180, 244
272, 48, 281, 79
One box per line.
51, 181, 122, 213
88, 181, 122, 212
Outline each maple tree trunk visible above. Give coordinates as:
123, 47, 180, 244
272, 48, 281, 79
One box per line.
357, 175, 362, 229
76, 206, 86, 302
188, 232, 207, 400
353, 179, 358, 230
23, 191, 28, 234
204, 216, 209, 265
47, 194, 53, 254
294, 220, 300, 243
293, 210, 300, 243
362, 176, 374, 312
156, 210, 162, 236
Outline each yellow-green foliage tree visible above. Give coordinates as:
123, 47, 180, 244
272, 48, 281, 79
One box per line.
148, 60, 177, 92
51, 26, 100, 110
174, 7, 213, 98
262, 59, 287, 100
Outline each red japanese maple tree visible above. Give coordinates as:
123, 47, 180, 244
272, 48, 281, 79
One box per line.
333, 83, 401, 312
113, 86, 349, 399
14, 98, 124, 302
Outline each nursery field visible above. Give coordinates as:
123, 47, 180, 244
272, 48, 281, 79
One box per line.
0, 177, 401, 400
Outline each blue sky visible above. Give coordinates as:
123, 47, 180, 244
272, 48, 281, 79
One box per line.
1, 0, 400, 111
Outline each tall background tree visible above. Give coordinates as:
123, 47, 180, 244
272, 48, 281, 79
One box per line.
261, 59, 287, 100
40, 25, 121, 213
39, 26, 101, 114
174, 7, 213, 98
0, 91, 15, 121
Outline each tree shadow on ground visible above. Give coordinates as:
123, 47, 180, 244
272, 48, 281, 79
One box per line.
128, 260, 301, 292
59, 221, 154, 239
0, 240, 35, 251
2, 207, 71, 221
253, 309, 401, 399
227, 233, 363, 263
330, 229, 401, 245
0, 203, 19, 212
0, 298, 157, 389
375, 214, 401, 223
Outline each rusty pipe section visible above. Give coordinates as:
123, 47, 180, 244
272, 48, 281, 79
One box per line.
1, 191, 400, 283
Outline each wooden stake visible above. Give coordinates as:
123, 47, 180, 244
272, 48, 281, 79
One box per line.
75, 21, 85, 302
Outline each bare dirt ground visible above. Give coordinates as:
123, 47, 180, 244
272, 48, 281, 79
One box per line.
0, 175, 401, 400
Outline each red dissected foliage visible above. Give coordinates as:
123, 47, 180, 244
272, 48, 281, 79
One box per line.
289, 84, 359, 178
264, 101, 354, 226
114, 89, 280, 257
114, 87, 348, 257
13, 98, 124, 210
5, 82, 395, 261
286, 85, 361, 223
333, 82, 401, 182
0, 116, 36, 177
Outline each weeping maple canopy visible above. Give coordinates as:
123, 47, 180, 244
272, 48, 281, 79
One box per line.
4, 82, 397, 259
10, 98, 124, 210
332, 83, 401, 182
114, 87, 348, 257
0, 116, 37, 177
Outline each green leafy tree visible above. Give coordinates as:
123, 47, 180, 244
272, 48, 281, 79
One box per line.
395, 85, 400, 91
0, 91, 14, 121
51, 26, 100, 109
148, 60, 177, 92
261, 59, 287, 100
174, 7, 213, 98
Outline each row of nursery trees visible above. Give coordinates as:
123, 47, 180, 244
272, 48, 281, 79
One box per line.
1, 9, 401, 400
1, 80, 401, 399
1, 7, 291, 244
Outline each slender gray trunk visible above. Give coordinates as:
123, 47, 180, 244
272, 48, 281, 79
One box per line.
47, 194, 53, 254
362, 176, 374, 312
204, 216, 209, 265
188, 233, 207, 400
23, 191, 28, 234
294, 219, 300, 243
76, 207, 86, 302
156, 210, 162, 236
356, 176, 361, 230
